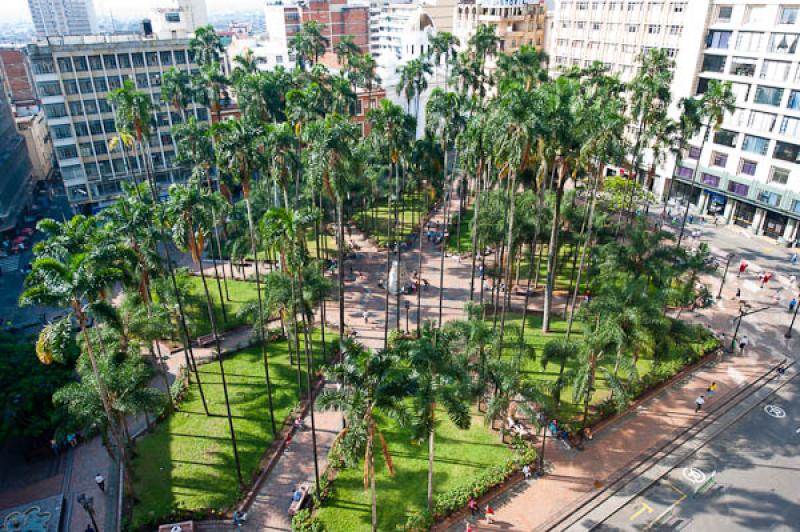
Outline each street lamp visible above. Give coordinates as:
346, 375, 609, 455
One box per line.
785, 298, 800, 338
730, 302, 770, 352
77, 493, 99, 532
717, 252, 734, 299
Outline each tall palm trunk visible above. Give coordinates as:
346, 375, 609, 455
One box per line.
384, 181, 393, 350
677, 121, 712, 248
567, 169, 601, 338
543, 161, 567, 332
298, 273, 321, 494
437, 146, 450, 330
498, 171, 517, 354
197, 239, 243, 486
427, 407, 436, 511
415, 183, 427, 335
468, 159, 485, 301
245, 197, 277, 436
336, 197, 346, 341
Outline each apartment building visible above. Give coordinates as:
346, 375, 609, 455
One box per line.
27, 0, 97, 37
371, 2, 438, 62
0, 48, 39, 117
453, 0, 547, 58
674, 1, 800, 241
26, 34, 207, 211
16, 112, 55, 183
0, 83, 34, 233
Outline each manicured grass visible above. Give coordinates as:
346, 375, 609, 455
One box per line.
315, 408, 512, 531
131, 329, 335, 529
353, 192, 428, 244
446, 204, 474, 255
183, 276, 260, 337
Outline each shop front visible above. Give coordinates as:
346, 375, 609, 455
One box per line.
763, 211, 788, 239
733, 202, 756, 228
705, 191, 727, 215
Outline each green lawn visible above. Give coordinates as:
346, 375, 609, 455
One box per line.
183, 276, 260, 337
353, 192, 428, 244
315, 408, 512, 531
446, 204, 474, 255
131, 329, 335, 529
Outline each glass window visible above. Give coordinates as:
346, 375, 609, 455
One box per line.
780, 116, 800, 136
36, 81, 62, 97
706, 30, 732, 48
63, 79, 78, 95
716, 5, 733, 21
51, 124, 73, 139
89, 120, 103, 135
56, 144, 78, 159
73, 56, 88, 72
745, 5, 769, 24
44, 103, 67, 119
757, 191, 782, 206
103, 119, 116, 133
112, 158, 127, 173
146, 52, 159, 67
103, 54, 117, 69
94, 140, 108, 155
740, 159, 757, 176
780, 6, 799, 24
702, 54, 726, 73
79, 142, 93, 157
701, 173, 721, 186
196, 108, 208, 121
747, 111, 777, 132
98, 99, 112, 113
117, 54, 131, 68
69, 101, 83, 115
131, 53, 145, 67
767, 33, 799, 53
97, 160, 112, 176
93, 77, 108, 92
727, 180, 750, 196
108, 75, 122, 90
32, 59, 55, 74
78, 78, 93, 93
713, 129, 738, 147
787, 90, 800, 110
57, 57, 73, 72
711, 152, 728, 167
754, 86, 784, 106
760, 60, 791, 81
175, 50, 187, 64
84, 100, 98, 115
730, 57, 756, 77
774, 141, 800, 163
88, 55, 103, 70
135, 73, 149, 88
735, 31, 763, 52
73, 122, 89, 136
742, 134, 770, 154
61, 165, 84, 181
676, 165, 693, 178
150, 72, 162, 87
770, 167, 790, 184
688, 146, 702, 159
730, 82, 752, 103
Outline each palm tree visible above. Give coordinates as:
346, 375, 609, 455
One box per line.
676, 80, 735, 247
21, 218, 135, 494
189, 25, 225, 68
317, 342, 413, 532
397, 57, 433, 123
215, 118, 278, 436
304, 115, 359, 342
161, 67, 192, 121
334, 35, 361, 71
290, 20, 330, 69
397, 324, 471, 511
231, 49, 259, 83
164, 180, 244, 487
659, 97, 703, 225
427, 32, 459, 92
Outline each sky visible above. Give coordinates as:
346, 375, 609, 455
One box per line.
3, 0, 265, 23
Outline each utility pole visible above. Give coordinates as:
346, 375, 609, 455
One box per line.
717, 253, 734, 299
730, 303, 770, 352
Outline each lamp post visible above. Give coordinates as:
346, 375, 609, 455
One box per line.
717, 253, 734, 299
730, 302, 770, 352
77, 493, 99, 532
785, 298, 800, 338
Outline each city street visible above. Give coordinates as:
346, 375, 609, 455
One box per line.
597, 372, 799, 531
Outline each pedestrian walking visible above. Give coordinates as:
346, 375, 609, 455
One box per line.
694, 395, 705, 412
522, 464, 531, 480
95, 472, 105, 492
791, 275, 797, 286
706, 382, 717, 398
486, 505, 495, 524
468, 498, 479, 516
739, 335, 749, 354
735, 287, 741, 299
232, 510, 247, 530
791, 253, 798, 265
362, 310, 369, 324
738, 260, 748, 277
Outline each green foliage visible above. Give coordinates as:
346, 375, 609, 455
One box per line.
292, 508, 327, 532
403, 510, 433, 531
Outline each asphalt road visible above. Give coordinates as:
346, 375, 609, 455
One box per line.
596, 373, 800, 531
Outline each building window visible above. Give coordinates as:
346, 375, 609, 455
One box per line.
791, 200, 800, 214
767, 33, 799, 53
165, 12, 181, 23
774, 141, 800, 163
676, 165, 693, 178
36, 81, 62, 97
56, 144, 78, 160
757, 191, 782, 206
89, 120, 103, 135
668, 25, 682, 35
754, 86, 784, 106
626, 24, 638, 32
131, 53, 145, 67
32, 59, 56, 74
770, 167, 790, 184
730, 82, 752, 103
713, 129, 738, 147
51, 124, 73, 139
706, 30, 732, 49
701, 173, 721, 187
748, 110, 777, 132
787, 90, 800, 110
57, 58, 73, 73
88, 55, 103, 71
84, 100, 98, 115
735, 31, 763, 52
745, 5, 770, 24
672, 2, 685, 13
73, 122, 89, 136
688, 146, 702, 159
701, 54, 726, 73
727, 181, 750, 196
146, 52, 159, 67
647, 24, 661, 34
716, 5, 733, 22
742, 134, 770, 155
61, 165, 85, 181
93, 77, 108, 92
117, 54, 131, 68
760, 60, 791, 81
730, 57, 756, 77
160, 51, 173, 65
780, 6, 799, 24
103, 54, 117, 69
780, 116, 800, 136
44, 103, 67, 119
740, 159, 757, 176
711, 152, 728, 167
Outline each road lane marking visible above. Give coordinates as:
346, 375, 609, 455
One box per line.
630, 501, 654, 521
764, 405, 786, 418
683, 467, 707, 484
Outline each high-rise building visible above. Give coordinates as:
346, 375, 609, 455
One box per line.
0, 83, 34, 233
264, 0, 369, 55
453, 0, 547, 60
371, 3, 438, 62
26, 34, 207, 211
27, 0, 98, 37
0, 48, 39, 117
16, 112, 55, 184
547, 0, 800, 242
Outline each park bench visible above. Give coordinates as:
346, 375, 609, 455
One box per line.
195, 333, 222, 348
288, 484, 310, 516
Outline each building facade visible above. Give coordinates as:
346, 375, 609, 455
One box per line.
371, 3, 438, 62
0, 48, 39, 117
0, 83, 34, 233
27, 0, 98, 37
453, 0, 547, 58
150, 0, 209, 38
16, 112, 55, 183
26, 34, 207, 211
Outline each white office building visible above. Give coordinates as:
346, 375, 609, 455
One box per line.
27, 0, 98, 37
